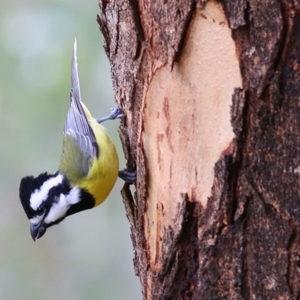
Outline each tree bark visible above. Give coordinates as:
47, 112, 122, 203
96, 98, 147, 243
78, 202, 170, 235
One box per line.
98, 0, 300, 299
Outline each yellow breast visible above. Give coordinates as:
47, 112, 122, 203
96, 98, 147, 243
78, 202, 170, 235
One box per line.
78, 104, 119, 206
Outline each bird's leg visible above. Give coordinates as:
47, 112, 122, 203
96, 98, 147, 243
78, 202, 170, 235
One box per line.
118, 170, 136, 183
97, 105, 124, 123
98, 106, 135, 183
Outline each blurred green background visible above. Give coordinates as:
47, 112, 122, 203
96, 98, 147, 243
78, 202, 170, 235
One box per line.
0, 0, 141, 299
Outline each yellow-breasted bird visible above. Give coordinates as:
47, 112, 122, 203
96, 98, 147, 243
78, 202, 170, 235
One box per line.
19, 40, 133, 241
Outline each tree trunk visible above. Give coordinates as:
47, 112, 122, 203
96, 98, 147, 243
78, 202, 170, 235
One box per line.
98, 0, 300, 299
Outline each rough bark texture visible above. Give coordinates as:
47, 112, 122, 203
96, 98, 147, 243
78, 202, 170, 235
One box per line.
98, 0, 300, 299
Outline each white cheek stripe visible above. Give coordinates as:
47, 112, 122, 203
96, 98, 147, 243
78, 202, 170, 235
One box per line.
29, 174, 64, 210
44, 187, 80, 224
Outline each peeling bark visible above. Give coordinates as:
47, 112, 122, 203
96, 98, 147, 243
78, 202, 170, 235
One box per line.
98, 0, 300, 299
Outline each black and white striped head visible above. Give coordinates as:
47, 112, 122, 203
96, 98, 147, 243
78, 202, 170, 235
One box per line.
19, 172, 94, 241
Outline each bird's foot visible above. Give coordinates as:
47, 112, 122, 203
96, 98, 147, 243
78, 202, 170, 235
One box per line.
97, 105, 124, 123
118, 170, 136, 183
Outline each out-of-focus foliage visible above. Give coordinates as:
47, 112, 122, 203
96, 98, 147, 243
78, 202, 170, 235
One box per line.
0, 0, 140, 299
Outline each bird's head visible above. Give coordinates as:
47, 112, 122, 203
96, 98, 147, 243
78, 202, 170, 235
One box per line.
19, 172, 94, 241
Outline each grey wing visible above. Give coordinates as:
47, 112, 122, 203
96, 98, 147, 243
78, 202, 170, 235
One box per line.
64, 40, 98, 159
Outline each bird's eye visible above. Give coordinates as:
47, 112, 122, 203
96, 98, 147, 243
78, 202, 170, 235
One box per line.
36, 208, 45, 216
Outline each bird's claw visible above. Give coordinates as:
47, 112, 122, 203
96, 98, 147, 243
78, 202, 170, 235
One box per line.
118, 170, 136, 183
97, 105, 124, 123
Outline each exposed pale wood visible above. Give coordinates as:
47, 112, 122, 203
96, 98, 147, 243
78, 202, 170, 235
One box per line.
142, 0, 242, 281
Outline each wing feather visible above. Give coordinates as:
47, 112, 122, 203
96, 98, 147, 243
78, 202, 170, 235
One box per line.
59, 40, 98, 180
64, 40, 98, 157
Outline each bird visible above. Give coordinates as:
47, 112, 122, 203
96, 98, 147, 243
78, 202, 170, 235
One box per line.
19, 40, 125, 241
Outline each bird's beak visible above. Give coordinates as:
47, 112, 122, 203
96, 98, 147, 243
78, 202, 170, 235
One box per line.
30, 222, 46, 241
